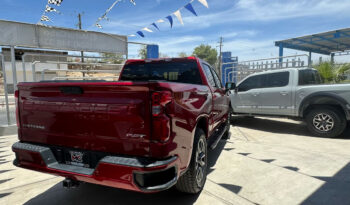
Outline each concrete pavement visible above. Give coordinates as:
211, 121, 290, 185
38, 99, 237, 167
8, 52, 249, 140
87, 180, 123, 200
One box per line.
0, 117, 349, 205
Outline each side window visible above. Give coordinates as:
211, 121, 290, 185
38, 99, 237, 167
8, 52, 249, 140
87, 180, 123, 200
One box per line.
210, 66, 223, 89
299, 70, 322, 85
265, 72, 290, 88
238, 75, 263, 92
202, 64, 216, 87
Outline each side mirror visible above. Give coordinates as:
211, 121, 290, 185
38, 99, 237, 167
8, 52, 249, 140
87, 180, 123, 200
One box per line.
225, 82, 236, 92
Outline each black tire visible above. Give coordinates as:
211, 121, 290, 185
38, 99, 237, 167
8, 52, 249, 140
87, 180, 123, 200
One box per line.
222, 110, 231, 140
305, 107, 347, 138
176, 129, 207, 194
228, 106, 236, 124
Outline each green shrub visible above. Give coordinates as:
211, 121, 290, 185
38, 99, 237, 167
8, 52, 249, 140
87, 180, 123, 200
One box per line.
315, 62, 350, 83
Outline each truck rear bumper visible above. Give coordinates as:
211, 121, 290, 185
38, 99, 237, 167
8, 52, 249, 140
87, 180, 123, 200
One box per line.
12, 142, 179, 193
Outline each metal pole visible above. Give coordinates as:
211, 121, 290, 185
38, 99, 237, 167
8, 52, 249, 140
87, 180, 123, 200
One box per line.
331, 53, 335, 64
22, 54, 27, 82
78, 13, 86, 77
10, 46, 18, 91
308, 52, 312, 68
0, 53, 11, 125
224, 67, 234, 83
31, 62, 39, 82
218, 37, 223, 80
279, 44, 284, 63
41, 69, 45, 81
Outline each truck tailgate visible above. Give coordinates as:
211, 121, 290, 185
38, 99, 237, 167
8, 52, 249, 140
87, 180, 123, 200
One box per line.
17, 82, 151, 156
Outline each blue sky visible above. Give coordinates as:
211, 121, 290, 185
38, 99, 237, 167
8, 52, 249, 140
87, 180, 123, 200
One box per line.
1, 0, 350, 61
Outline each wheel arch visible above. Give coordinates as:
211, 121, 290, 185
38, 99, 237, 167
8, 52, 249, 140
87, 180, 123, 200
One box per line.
195, 115, 209, 139
299, 92, 349, 119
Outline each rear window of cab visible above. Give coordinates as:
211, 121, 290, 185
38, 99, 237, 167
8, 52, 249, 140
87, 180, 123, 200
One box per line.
120, 61, 203, 85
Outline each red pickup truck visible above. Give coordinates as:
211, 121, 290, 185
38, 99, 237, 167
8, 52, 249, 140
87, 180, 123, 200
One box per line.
12, 57, 230, 194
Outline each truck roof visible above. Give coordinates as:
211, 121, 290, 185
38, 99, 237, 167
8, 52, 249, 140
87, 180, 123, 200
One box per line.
125, 56, 199, 64
249, 67, 317, 76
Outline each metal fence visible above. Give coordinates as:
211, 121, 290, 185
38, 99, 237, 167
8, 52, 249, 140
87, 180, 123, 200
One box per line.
224, 54, 309, 83
0, 51, 125, 126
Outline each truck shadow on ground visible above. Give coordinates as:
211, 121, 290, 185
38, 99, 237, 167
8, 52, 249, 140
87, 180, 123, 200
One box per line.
302, 162, 350, 205
23, 139, 228, 205
233, 117, 350, 139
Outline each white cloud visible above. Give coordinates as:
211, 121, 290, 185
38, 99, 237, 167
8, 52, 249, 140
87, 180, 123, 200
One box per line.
183, 0, 350, 27
106, 0, 350, 60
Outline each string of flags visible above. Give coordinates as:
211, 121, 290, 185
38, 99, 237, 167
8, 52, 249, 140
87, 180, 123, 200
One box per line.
94, 0, 137, 29
130, 0, 209, 38
39, 0, 63, 23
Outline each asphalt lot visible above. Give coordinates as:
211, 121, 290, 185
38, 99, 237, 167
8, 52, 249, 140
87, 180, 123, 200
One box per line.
0, 117, 349, 205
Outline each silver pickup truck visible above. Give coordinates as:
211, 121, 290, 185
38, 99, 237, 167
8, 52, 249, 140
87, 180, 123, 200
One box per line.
226, 68, 350, 138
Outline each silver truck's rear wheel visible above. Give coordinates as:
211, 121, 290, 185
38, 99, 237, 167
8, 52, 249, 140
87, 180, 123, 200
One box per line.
176, 129, 207, 194
312, 113, 334, 132
306, 107, 346, 138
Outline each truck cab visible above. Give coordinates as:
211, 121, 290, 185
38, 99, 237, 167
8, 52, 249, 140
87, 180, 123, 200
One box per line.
229, 68, 350, 138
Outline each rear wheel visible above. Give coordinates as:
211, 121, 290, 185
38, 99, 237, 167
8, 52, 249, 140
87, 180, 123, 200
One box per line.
176, 129, 207, 194
305, 107, 346, 138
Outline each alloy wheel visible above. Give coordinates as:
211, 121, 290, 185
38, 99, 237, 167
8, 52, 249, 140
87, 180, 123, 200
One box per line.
313, 113, 334, 132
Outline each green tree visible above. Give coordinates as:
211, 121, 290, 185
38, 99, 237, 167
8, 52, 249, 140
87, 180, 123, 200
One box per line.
315, 62, 350, 83
138, 45, 147, 59
335, 63, 350, 82
192, 44, 218, 65
315, 62, 334, 83
178, 52, 188, 58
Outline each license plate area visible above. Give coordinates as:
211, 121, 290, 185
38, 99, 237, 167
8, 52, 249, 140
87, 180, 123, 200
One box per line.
65, 150, 90, 168
50, 146, 107, 169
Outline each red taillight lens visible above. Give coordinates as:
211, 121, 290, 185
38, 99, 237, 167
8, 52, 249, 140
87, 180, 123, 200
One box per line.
152, 115, 170, 142
14, 90, 20, 127
152, 91, 172, 116
151, 91, 172, 142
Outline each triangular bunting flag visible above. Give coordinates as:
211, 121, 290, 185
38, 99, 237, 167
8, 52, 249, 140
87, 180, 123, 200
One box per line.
185, 3, 197, 16
142, 27, 153, 33
40, 15, 51, 22
166, 15, 173, 28
151, 23, 160, 30
129, 0, 136, 5
157, 19, 165, 23
198, 0, 209, 8
137, 31, 145, 37
45, 5, 60, 14
48, 0, 63, 6
95, 23, 103, 29
174, 10, 184, 25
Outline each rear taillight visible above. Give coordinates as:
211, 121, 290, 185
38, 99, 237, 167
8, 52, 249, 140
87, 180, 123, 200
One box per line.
14, 90, 20, 127
152, 91, 172, 116
151, 91, 172, 142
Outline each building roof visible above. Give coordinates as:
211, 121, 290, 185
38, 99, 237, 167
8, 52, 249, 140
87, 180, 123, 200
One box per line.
275, 28, 350, 55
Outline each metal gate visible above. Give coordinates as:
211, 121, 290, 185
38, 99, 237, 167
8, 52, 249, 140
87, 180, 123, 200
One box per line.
0, 51, 125, 126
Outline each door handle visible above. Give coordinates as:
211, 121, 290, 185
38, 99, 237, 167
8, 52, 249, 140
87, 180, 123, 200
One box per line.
280, 91, 288, 96
252, 92, 260, 96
